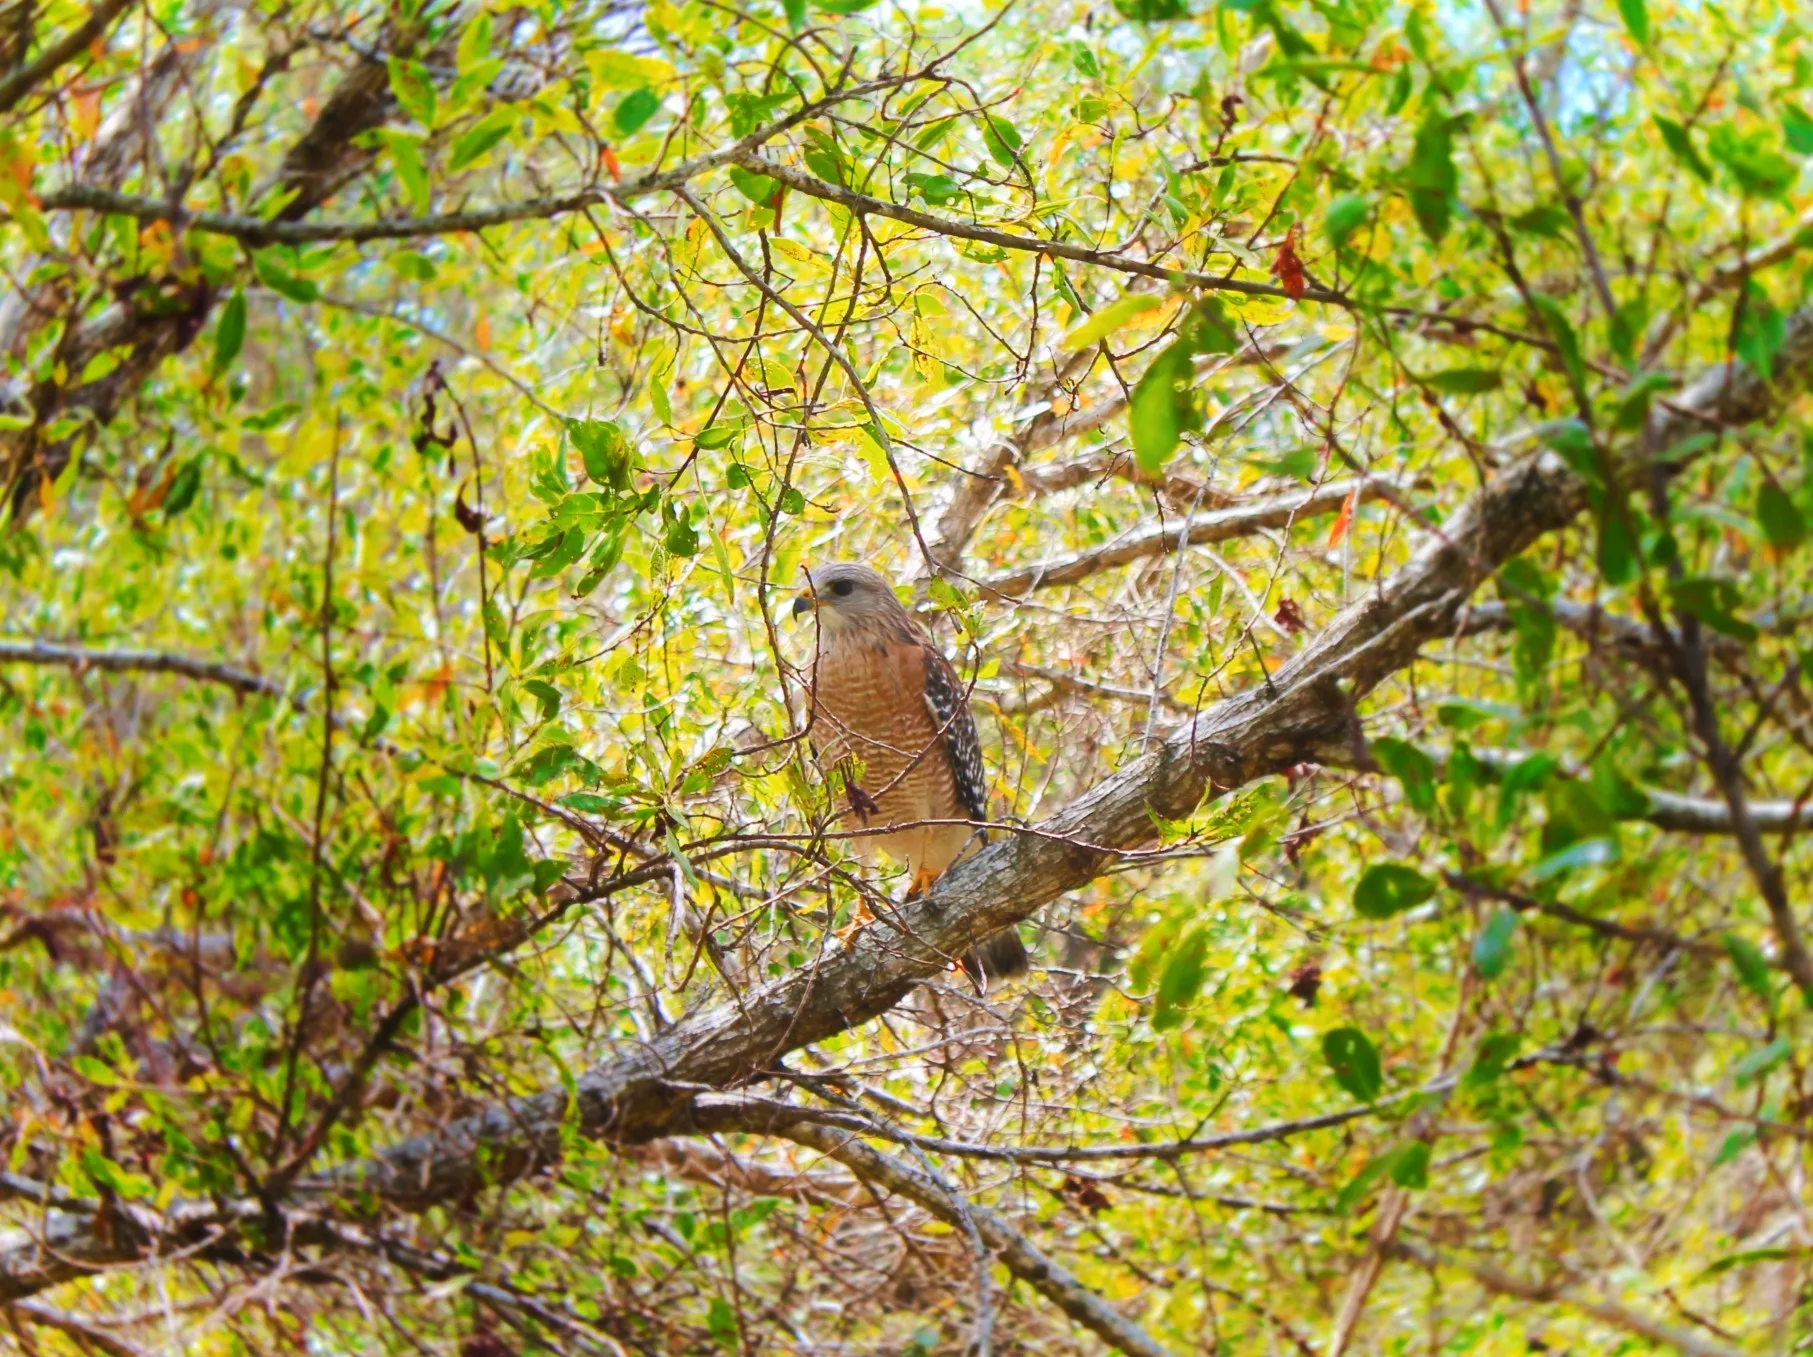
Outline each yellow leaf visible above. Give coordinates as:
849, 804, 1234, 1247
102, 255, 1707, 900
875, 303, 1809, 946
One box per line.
1060, 292, 1162, 349
1224, 293, 1292, 325
768, 237, 822, 269
908, 313, 939, 383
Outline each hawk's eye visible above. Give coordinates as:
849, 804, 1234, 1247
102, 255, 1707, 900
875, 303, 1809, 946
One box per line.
831, 579, 854, 597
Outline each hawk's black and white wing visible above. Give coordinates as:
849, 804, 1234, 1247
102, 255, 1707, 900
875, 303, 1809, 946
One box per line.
920, 644, 988, 823
922, 641, 1028, 985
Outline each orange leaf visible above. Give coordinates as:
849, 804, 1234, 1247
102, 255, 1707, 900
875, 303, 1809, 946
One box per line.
1327, 486, 1357, 549
70, 89, 101, 142
474, 313, 492, 351
600, 143, 621, 182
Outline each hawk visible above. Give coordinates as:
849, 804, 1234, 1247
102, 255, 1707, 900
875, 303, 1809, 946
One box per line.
792, 562, 1028, 986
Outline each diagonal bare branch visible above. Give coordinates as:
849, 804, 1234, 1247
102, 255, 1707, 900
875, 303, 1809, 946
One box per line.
968, 476, 1394, 599
774, 1119, 1174, 1357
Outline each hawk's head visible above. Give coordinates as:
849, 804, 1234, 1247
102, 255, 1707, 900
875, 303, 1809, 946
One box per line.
792, 562, 914, 639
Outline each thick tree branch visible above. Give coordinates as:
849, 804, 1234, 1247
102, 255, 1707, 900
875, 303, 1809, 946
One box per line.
0, 0, 134, 114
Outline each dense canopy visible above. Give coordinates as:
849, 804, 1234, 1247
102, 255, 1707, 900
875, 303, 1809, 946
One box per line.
3, 0, 1813, 1351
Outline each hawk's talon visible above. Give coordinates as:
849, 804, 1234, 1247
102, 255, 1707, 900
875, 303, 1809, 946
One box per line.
845, 782, 880, 822
834, 900, 876, 947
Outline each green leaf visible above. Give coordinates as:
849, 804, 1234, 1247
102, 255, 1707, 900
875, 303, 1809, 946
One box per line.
1539, 418, 1595, 476
1322, 1027, 1383, 1102
1530, 835, 1617, 880
1596, 496, 1639, 586
513, 743, 584, 787
1152, 926, 1209, 1029
664, 509, 699, 556
1425, 367, 1502, 395
1245, 446, 1318, 480
694, 423, 742, 451
800, 126, 847, 184
1784, 105, 1813, 156
1653, 116, 1711, 182
1701, 1245, 1804, 1279
1613, 372, 1671, 431
254, 252, 319, 304
1324, 193, 1371, 249
1606, 295, 1644, 370
1179, 298, 1237, 354
1757, 478, 1807, 549
1723, 933, 1774, 1004
211, 289, 246, 377
1711, 1130, 1755, 1168
1353, 863, 1434, 920
1385, 65, 1412, 117
521, 679, 561, 721
1371, 737, 1436, 812
529, 526, 586, 579
1667, 575, 1758, 641
72, 1054, 119, 1085
1707, 124, 1796, 199
1472, 908, 1518, 980
450, 107, 518, 171
728, 166, 780, 205
1407, 109, 1457, 242
558, 791, 619, 815
392, 250, 436, 282
1529, 294, 1586, 401
362, 703, 390, 741
1390, 1141, 1430, 1189
163, 460, 202, 516
1509, 204, 1571, 239
1129, 340, 1196, 473
386, 57, 437, 127
904, 172, 961, 205
570, 418, 630, 488
1616, 0, 1648, 45
456, 12, 493, 73
706, 1297, 738, 1346
1465, 1032, 1520, 1088
614, 87, 661, 135
778, 486, 806, 515
383, 131, 431, 214
1732, 1037, 1792, 1087
1335, 1149, 1399, 1215
1061, 293, 1162, 350
1735, 290, 1786, 375
782, 0, 806, 29
982, 114, 1023, 168
1112, 0, 1188, 19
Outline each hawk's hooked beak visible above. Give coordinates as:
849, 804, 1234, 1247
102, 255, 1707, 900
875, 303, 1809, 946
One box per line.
791, 591, 817, 618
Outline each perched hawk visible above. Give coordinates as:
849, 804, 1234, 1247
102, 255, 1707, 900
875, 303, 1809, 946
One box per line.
792, 562, 1028, 986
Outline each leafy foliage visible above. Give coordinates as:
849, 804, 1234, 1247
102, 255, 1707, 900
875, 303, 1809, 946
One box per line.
1, 0, 1812, 1352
